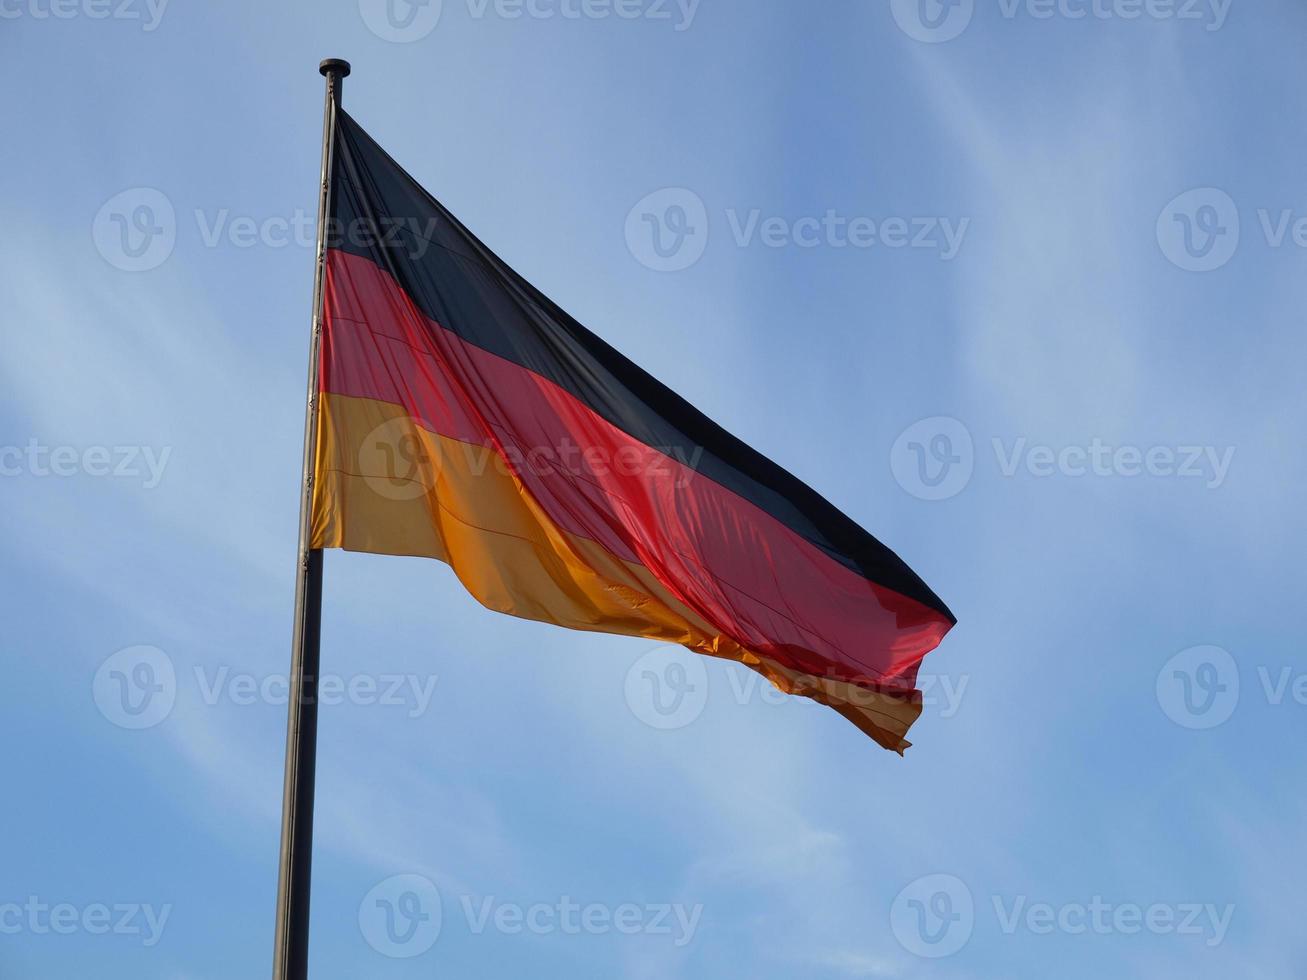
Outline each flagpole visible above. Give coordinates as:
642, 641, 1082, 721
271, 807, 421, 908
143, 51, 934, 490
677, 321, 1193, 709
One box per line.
273, 56, 350, 980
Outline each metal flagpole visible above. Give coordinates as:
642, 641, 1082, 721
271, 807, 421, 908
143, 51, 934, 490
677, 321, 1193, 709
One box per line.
272, 56, 350, 980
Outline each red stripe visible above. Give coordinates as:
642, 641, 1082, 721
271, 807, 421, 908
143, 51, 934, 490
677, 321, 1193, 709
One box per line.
322, 248, 952, 691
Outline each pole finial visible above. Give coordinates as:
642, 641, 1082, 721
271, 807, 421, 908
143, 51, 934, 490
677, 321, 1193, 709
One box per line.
319, 58, 351, 78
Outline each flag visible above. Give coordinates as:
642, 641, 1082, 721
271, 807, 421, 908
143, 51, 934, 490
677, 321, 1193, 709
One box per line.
311, 110, 956, 752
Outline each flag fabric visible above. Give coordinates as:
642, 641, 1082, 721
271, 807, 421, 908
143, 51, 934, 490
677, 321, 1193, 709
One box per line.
311, 110, 956, 752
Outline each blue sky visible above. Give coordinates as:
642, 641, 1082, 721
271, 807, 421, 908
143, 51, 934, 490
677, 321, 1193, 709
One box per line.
2, 0, 1305, 976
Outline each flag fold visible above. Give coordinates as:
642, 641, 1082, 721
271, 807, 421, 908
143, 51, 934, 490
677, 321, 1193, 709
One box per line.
311, 110, 956, 752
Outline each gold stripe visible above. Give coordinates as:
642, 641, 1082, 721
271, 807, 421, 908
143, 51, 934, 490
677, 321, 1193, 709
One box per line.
312, 392, 920, 751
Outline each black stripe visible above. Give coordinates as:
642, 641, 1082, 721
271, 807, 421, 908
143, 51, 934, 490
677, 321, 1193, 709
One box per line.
328, 109, 954, 623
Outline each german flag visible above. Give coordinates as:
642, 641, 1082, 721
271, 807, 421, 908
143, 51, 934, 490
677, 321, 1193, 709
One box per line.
311, 111, 956, 752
